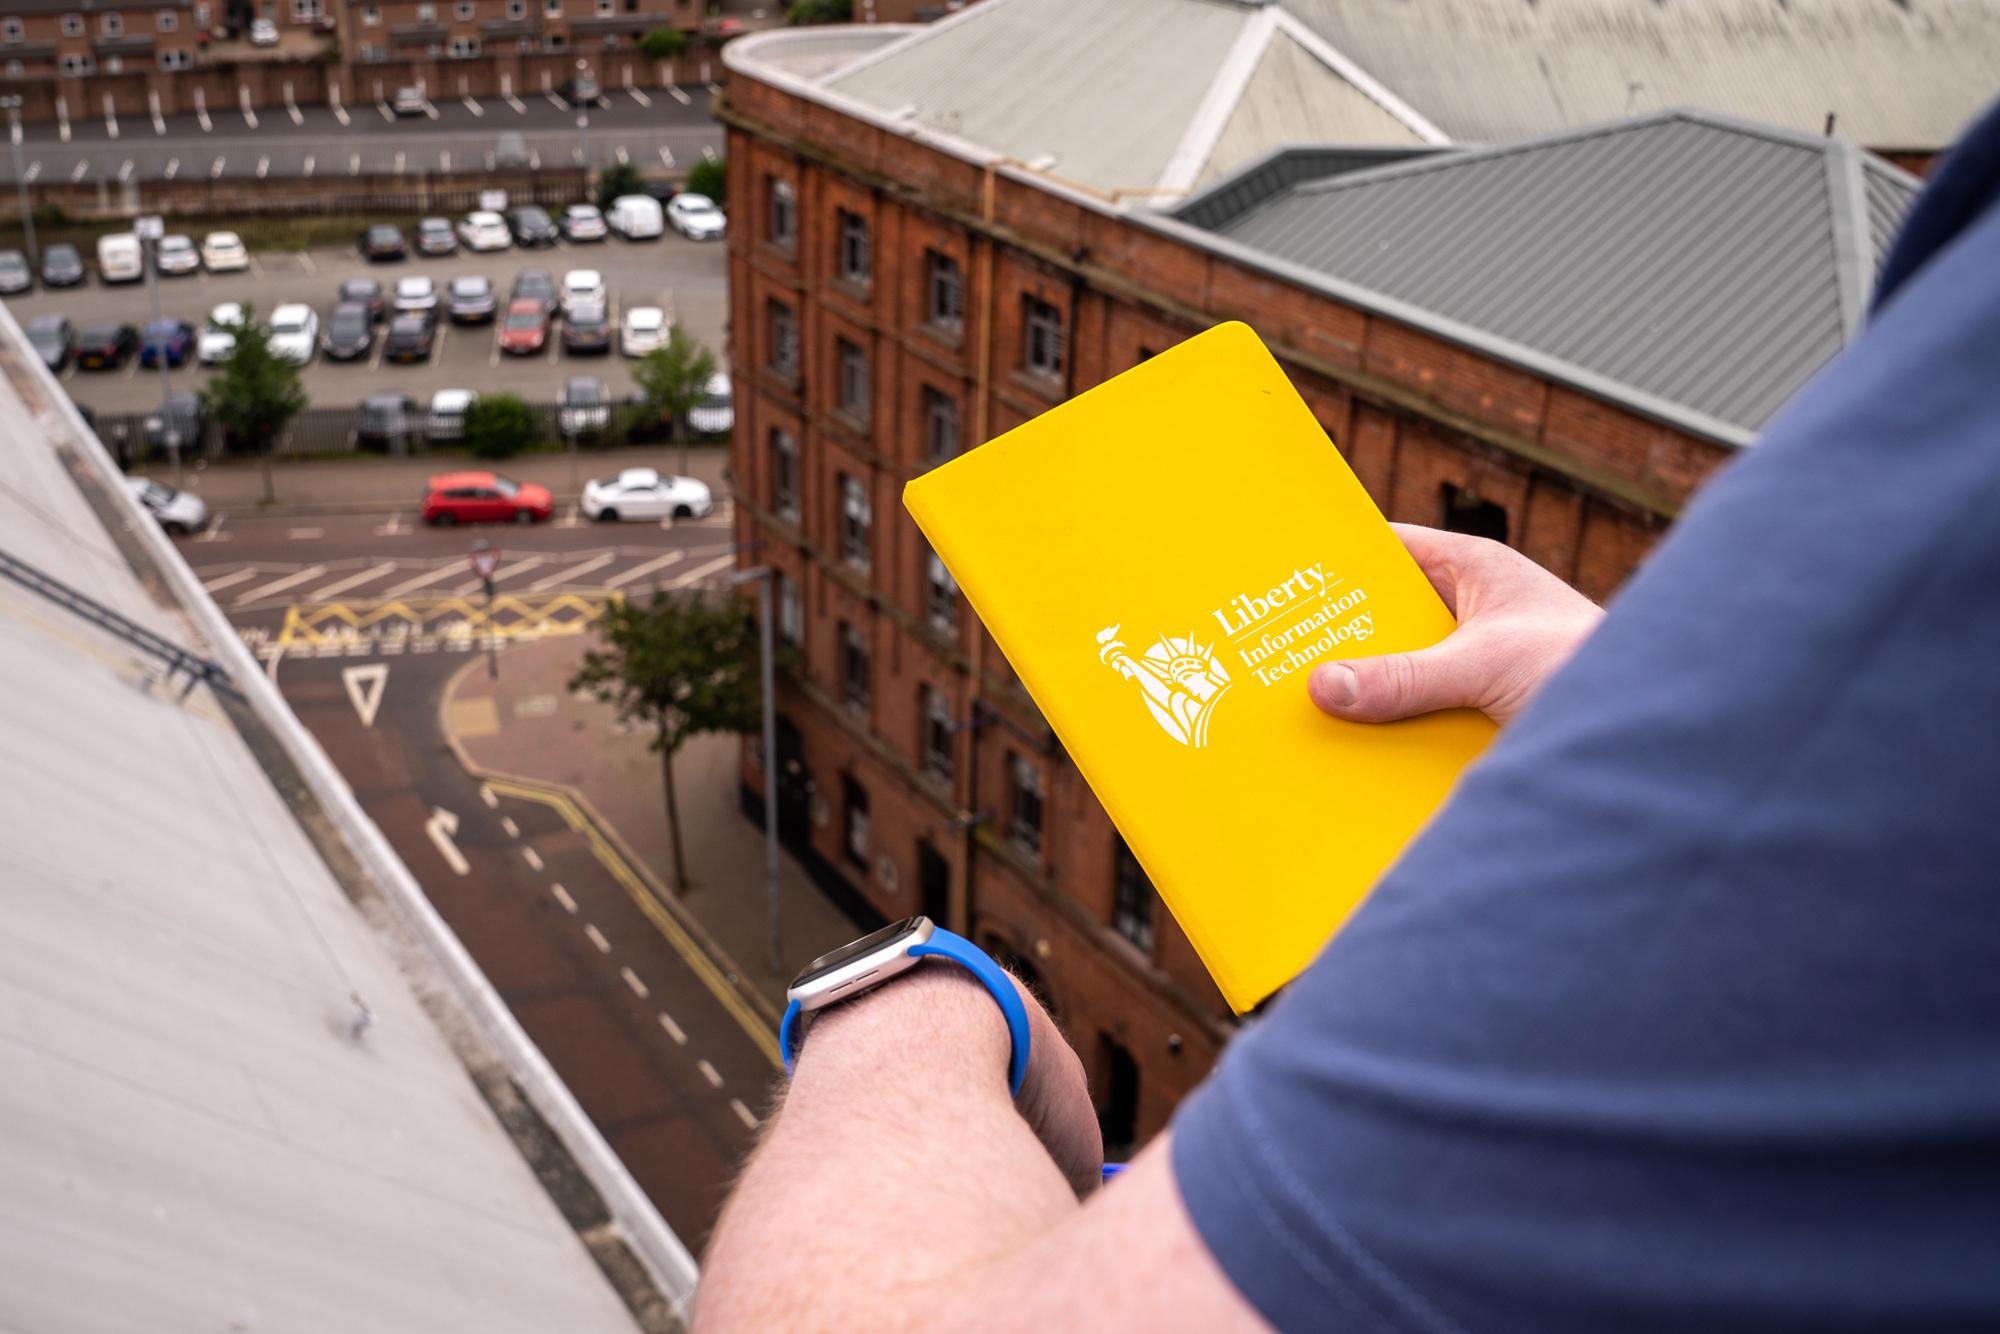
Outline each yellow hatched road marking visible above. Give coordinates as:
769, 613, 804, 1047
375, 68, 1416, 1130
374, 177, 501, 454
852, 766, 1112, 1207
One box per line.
276, 591, 611, 649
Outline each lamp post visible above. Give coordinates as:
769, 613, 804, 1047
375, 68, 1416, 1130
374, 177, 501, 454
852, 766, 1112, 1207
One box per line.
136, 214, 181, 486
730, 564, 783, 975
0, 97, 35, 275
575, 57, 590, 185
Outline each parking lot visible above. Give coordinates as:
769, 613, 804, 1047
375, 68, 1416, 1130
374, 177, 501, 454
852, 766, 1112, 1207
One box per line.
3, 224, 729, 413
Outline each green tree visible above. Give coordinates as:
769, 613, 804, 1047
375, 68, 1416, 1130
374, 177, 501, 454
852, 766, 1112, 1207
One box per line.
199, 306, 306, 505
465, 393, 537, 460
786, 0, 850, 24
570, 590, 763, 891
684, 155, 726, 206
595, 160, 647, 212
633, 325, 720, 471
638, 26, 686, 60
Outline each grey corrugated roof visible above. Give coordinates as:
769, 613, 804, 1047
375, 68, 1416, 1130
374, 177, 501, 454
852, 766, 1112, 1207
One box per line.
1283, 0, 2000, 150
1174, 143, 1442, 231
1193, 110, 1919, 439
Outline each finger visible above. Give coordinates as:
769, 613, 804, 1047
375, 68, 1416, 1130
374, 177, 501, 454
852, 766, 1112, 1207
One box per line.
1388, 523, 1480, 615
1308, 640, 1494, 723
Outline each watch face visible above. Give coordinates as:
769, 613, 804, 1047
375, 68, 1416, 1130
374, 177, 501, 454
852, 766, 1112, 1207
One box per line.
791, 916, 929, 990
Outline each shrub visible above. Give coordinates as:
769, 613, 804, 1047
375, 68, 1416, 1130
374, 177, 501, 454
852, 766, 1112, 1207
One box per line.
787, 0, 851, 23
595, 161, 647, 211
638, 27, 686, 60
466, 393, 537, 460
684, 156, 725, 204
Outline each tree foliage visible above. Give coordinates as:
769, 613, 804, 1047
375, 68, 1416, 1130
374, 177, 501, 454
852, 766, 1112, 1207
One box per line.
787, 0, 851, 24
684, 155, 726, 205
200, 305, 306, 460
638, 26, 686, 60
595, 161, 647, 211
466, 393, 537, 459
570, 590, 763, 889
633, 325, 719, 447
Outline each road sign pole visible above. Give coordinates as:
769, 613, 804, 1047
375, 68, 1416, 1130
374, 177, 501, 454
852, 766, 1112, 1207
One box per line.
136, 214, 179, 486
470, 540, 501, 679
731, 564, 783, 974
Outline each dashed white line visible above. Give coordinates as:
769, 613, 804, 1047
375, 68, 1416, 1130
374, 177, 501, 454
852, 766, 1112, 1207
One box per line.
287, 102, 304, 127
673, 553, 738, 587
393, 150, 405, 174
463, 95, 483, 116
378, 101, 394, 123
199, 568, 259, 593
332, 101, 350, 127
545, 90, 565, 109
697, 1059, 724, 1089
308, 561, 396, 599
286, 525, 323, 540
163, 156, 177, 180
521, 846, 544, 872
729, 1098, 759, 1129
603, 550, 684, 589
117, 159, 133, 182
615, 145, 629, 166
657, 1011, 687, 1045
349, 150, 360, 175
668, 86, 691, 106
552, 883, 578, 913
255, 155, 269, 179
480, 784, 499, 808
620, 967, 650, 999
380, 563, 462, 597
23, 161, 40, 183
499, 816, 519, 838
297, 249, 316, 274
69, 160, 86, 182
658, 145, 674, 168
627, 87, 651, 108
584, 923, 611, 954
210, 155, 225, 179
529, 553, 615, 589
234, 564, 328, 606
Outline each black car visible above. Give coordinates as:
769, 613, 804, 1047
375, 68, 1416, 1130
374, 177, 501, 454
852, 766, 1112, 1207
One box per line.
322, 300, 375, 360
357, 392, 419, 451
446, 274, 496, 324
338, 276, 387, 323
640, 178, 679, 204
359, 224, 408, 262
555, 74, 601, 108
41, 243, 85, 287
561, 301, 611, 354
510, 266, 557, 316
0, 249, 31, 294
75, 322, 138, 370
507, 205, 558, 248
415, 216, 458, 256
25, 314, 73, 370
144, 391, 207, 453
383, 313, 434, 363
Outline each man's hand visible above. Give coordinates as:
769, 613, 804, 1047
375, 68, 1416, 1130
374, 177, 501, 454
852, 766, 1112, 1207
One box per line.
1308, 524, 1602, 725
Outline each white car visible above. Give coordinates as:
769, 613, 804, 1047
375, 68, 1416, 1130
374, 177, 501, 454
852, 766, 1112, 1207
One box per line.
200, 231, 249, 272
560, 268, 606, 318
155, 234, 200, 275
561, 203, 607, 242
393, 275, 437, 315
607, 194, 663, 240
686, 371, 734, 436
666, 193, 726, 241
620, 305, 668, 357
248, 17, 279, 45
199, 302, 244, 365
457, 210, 511, 252
582, 467, 714, 522
268, 303, 319, 365
124, 477, 210, 535
427, 388, 476, 441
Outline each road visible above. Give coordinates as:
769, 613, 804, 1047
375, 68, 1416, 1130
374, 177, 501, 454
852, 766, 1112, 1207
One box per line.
183, 507, 776, 1252
2, 88, 723, 184
5, 228, 727, 412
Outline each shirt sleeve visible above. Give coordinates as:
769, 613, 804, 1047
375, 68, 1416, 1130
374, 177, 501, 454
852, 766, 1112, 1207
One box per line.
1171, 111, 2000, 1334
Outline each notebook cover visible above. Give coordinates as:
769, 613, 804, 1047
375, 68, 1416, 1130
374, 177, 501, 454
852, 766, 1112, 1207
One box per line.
904, 322, 1495, 1012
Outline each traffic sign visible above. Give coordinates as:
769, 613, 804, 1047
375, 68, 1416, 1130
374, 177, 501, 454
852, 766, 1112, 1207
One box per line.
135, 214, 163, 241
469, 547, 500, 580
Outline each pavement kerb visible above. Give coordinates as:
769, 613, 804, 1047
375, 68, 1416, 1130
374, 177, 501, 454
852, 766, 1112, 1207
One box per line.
437, 653, 786, 1042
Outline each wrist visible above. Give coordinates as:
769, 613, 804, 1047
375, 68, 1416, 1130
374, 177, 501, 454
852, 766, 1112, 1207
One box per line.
793, 961, 1018, 1096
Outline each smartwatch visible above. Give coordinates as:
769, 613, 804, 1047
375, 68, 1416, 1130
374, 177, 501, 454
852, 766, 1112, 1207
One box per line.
779, 915, 1031, 1097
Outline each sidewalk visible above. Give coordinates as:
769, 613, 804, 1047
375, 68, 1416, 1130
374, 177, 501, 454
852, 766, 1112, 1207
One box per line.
140, 445, 731, 515
443, 632, 860, 1014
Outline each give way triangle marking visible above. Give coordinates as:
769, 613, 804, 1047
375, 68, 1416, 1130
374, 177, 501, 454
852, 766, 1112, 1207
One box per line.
342, 663, 389, 728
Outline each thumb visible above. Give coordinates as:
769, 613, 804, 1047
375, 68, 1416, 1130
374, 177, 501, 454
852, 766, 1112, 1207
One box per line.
1308, 643, 1490, 723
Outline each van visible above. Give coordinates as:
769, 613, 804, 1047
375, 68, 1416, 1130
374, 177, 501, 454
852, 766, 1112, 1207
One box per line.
97, 233, 143, 284
606, 194, 663, 241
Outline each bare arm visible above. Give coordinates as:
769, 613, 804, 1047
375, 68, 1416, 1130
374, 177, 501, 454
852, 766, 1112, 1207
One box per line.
694, 966, 1269, 1333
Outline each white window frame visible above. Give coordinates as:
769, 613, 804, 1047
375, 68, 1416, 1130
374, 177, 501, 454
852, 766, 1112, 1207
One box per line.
156, 9, 178, 30
447, 34, 477, 55
361, 2, 379, 23
507, 0, 525, 16
770, 427, 798, 522
3, 60, 21, 77
777, 574, 801, 647
545, 0, 561, 15
415, 2, 436, 22
837, 208, 871, 287
2, 17, 25, 39
61, 15, 84, 36
837, 336, 868, 423
157, 47, 190, 69
100, 12, 123, 36
839, 472, 871, 570
926, 549, 957, 634
922, 686, 953, 783
455, 0, 474, 18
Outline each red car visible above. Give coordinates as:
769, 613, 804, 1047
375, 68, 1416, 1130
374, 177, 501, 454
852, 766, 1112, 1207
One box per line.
422, 470, 554, 526
498, 297, 551, 355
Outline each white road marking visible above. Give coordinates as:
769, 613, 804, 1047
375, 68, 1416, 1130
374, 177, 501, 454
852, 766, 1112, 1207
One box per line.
349, 151, 360, 174
453, 554, 544, 595
463, 95, 482, 116
620, 967, 650, 999
697, 1059, 724, 1089
288, 102, 304, 127
311, 561, 396, 599
657, 1011, 686, 1044
149, 90, 164, 135
585, 923, 611, 954
380, 563, 462, 597
24, 161, 40, 183
499, 816, 519, 838
615, 145, 629, 165
303, 153, 316, 177
729, 1098, 758, 1129
673, 553, 738, 587
375, 513, 411, 535
341, 662, 388, 727
195, 513, 229, 542
544, 91, 564, 110
69, 160, 86, 182
102, 95, 117, 140
658, 145, 674, 168
163, 155, 179, 180
426, 807, 470, 875
529, 147, 541, 170
285, 525, 322, 539
378, 101, 394, 122
393, 150, 405, 174
256, 155, 269, 179
210, 156, 225, 178
551, 882, 577, 913
234, 564, 328, 604
480, 783, 498, 808
423, 98, 439, 121
439, 149, 449, 172
297, 249, 316, 274
194, 92, 210, 132
199, 567, 258, 593
522, 846, 544, 871
703, 144, 719, 163
603, 550, 684, 589
117, 159, 132, 182
332, 100, 350, 127
668, 86, 690, 106
240, 93, 257, 130
56, 97, 69, 142
529, 553, 614, 589
627, 87, 650, 108
506, 94, 526, 114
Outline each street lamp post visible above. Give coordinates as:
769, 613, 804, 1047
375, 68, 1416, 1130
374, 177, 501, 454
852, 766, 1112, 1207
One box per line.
136, 214, 181, 486
731, 564, 783, 975
575, 57, 590, 186
0, 98, 35, 276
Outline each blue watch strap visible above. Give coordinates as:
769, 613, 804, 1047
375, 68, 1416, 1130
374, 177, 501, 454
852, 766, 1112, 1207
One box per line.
779, 997, 803, 1077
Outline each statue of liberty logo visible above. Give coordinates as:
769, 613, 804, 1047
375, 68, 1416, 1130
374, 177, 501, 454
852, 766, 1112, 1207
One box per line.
1095, 624, 1232, 748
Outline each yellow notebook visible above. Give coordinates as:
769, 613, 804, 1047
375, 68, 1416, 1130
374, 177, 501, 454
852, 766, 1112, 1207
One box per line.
903, 322, 1495, 1012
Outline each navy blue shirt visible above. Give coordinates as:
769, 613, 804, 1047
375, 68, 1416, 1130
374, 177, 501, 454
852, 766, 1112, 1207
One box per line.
1172, 100, 2000, 1334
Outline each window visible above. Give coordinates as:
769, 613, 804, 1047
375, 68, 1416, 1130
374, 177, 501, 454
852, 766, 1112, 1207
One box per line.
1023, 294, 1064, 379
770, 427, 799, 522
1441, 483, 1509, 543
156, 47, 190, 68
156, 8, 177, 29
1, 17, 22, 39
194, 4, 209, 26
415, 1, 435, 20
777, 573, 801, 648
542, 31, 566, 50
3, 60, 20, 77
766, 298, 798, 377
596, 0, 612, 13
1008, 753, 1044, 857
515, 34, 532, 51
456, 0, 474, 16
358, 40, 383, 58
842, 774, 869, 869
545, 0, 561, 15
925, 250, 963, 332
100, 12, 122, 35
507, 0, 525, 15
1096, 1034, 1140, 1157
836, 337, 868, 423
921, 686, 953, 784
1111, 835, 1155, 954
361, 2, 379, 22
838, 472, 870, 570
447, 34, 478, 55
103, 54, 122, 72
840, 621, 870, 714
926, 549, 958, 635
292, 0, 321, 19
59, 53, 94, 74
923, 386, 959, 464
836, 208, 870, 287
61, 15, 83, 36
767, 177, 795, 249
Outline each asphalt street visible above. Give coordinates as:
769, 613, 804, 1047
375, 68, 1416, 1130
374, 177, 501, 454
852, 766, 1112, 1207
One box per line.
5, 226, 727, 412
2, 87, 723, 183
184, 506, 778, 1250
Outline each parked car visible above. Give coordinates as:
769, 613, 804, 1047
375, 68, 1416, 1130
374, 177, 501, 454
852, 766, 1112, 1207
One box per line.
338, 276, 386, 323
414, 216, 458, 256
497, 297, 550, 355
383, 313, 435, 363
639, 178, 679, 204
155, 234, 200, 275
560, 268, 606, 317
142, 392, 207, 456
392, 85, 427, 117
359, 224, 407, 262
393, 275, 437, 315
561, 301, 611, 354
446, 274, 496, 323
666, 193, 725, 241
0, 249, 32, 294
557, 376, 610, 437
200, 231, 249, 272
357, 392, 420, 451
199, 303, 243, 365
41, 243, 84, 287
620, 305, 667, 358
493, 132, 530, 170
423, 470, 553, 526
555, 74, 600, 107
248, 16, 279, 45
98, 233, 143, 283
25, 314, 73, 370
138, 317, 196, 369
509, 266, 557, 316
427, 389, 476, 441
268, 303, 319, 365
124, 476, 211, 535
686, 370, 735, 436
75, 322, 138, 370
457, 210, 511, 252
582, 467, 714, 522
507, 204, 558, 248
606, 194, 664, 241
561, 203, 607, 243
322, 300, 374, 360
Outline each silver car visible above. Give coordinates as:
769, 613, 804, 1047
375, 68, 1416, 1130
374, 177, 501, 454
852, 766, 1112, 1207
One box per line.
124, 477, 209, 535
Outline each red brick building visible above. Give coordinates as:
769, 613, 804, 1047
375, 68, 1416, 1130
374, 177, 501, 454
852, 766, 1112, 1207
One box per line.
0, 0, 197, 79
